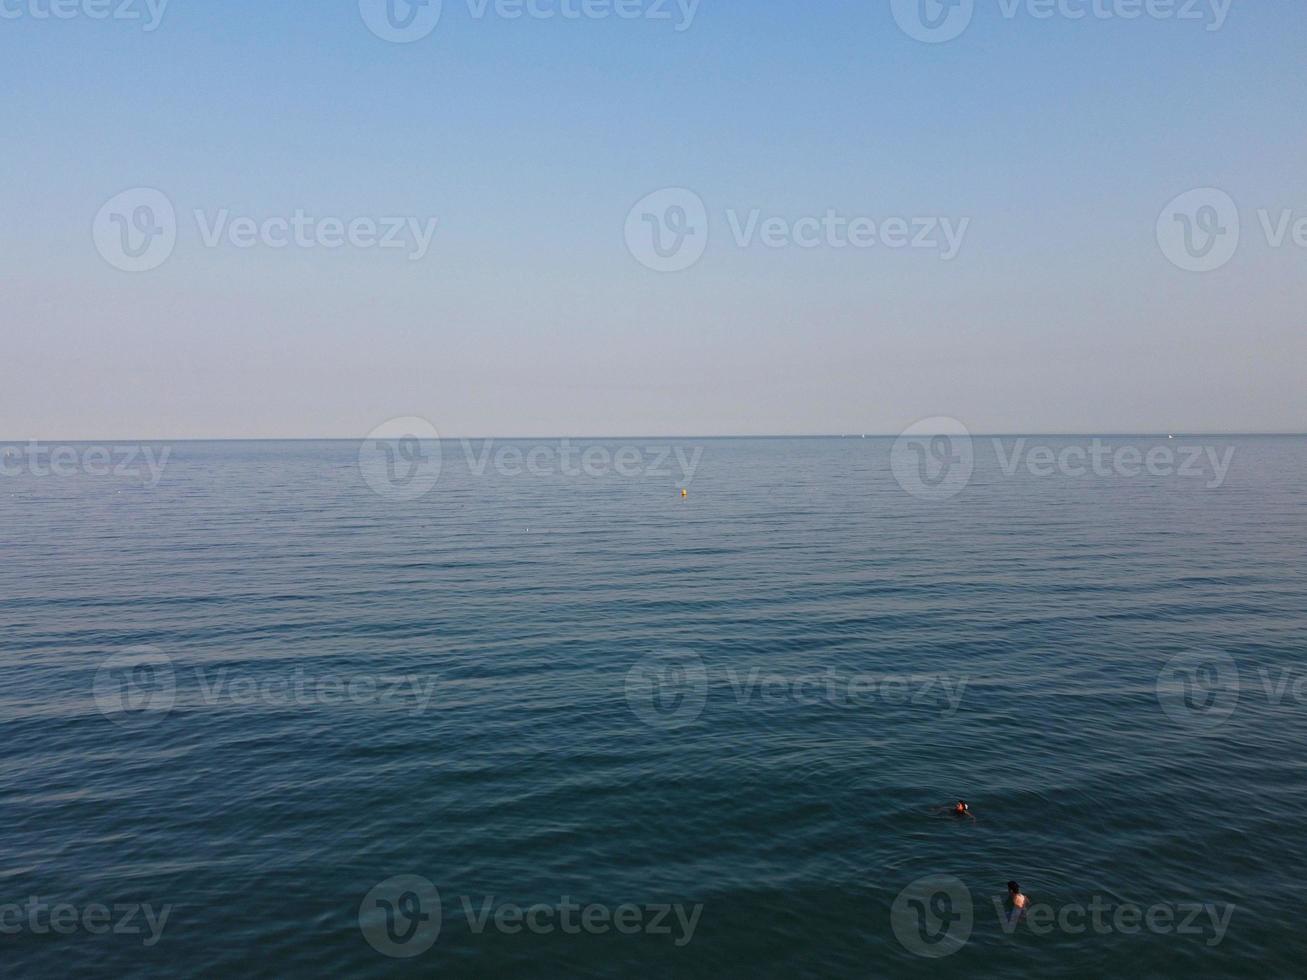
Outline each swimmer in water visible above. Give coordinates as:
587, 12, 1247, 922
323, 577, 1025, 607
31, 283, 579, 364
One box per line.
931, 800, 975, 820
1008, 881, 1029, 910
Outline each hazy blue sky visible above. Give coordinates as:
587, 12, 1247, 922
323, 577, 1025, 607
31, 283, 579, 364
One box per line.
3, 0, 1304, 437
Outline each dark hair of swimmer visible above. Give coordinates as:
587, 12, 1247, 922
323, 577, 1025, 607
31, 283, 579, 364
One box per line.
1007, 881, 1020, 894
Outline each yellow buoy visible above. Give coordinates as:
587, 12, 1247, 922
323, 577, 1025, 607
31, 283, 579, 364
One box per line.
681, 488, 688, 498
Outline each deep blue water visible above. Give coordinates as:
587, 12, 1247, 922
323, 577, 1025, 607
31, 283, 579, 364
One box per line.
2, 436, 1305, 977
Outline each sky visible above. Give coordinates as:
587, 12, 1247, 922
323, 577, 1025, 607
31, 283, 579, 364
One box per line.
2, 0, 1305, 438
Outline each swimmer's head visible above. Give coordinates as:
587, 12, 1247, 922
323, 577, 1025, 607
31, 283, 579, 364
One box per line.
1007, 881, 1020, 895
954, 800, 969, 813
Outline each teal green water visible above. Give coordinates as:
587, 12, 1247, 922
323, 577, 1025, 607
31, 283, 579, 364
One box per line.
2, 437, 1304, 977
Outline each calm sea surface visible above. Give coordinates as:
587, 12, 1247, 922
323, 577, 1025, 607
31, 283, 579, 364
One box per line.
2, 436, 1305, 977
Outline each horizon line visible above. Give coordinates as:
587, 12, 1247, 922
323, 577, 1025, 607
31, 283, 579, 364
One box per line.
3, 432, 1305, 442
